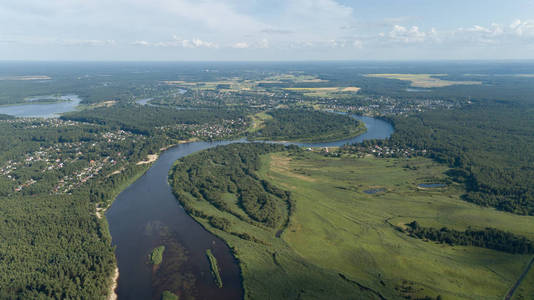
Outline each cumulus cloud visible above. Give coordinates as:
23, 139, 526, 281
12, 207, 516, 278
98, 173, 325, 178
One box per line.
510, 19, 534, 37
181, 38, 219, 48
1, 0, 534, 59
388, 25, 426, 43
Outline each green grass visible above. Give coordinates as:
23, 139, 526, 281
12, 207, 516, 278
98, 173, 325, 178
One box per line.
161, 290, 179, 300
247, 111, 273, 133
171, 147, 534, 299
511, 257, 534, 300
150, 245, 165, 265
206, 249, 223, 288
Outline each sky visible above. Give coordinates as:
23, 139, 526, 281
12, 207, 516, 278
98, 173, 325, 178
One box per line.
1, 0, 534, 61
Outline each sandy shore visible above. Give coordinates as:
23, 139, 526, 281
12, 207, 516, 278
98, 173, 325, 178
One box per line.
136, 154, 159, 165
95, 204, 105, 219
108, 266, 119, 300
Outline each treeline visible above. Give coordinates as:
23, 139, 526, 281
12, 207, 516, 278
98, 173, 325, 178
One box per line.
170, 143, 297, 229
250, 109, 363, 142
61, 104, 247, 135
386, 100, 534, 215
405, 221, 534, 254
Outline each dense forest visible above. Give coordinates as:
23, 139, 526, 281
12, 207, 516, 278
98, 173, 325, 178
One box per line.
405, 221, 534, 254
0, 194, 116, 299
61, 104, 247, 136
0, 118, 170, 299
386, 100, 534, 215
249, 109, 364, 142
170, 143, 296, 229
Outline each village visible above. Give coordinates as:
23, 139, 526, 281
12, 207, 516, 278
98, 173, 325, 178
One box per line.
0, 122, 141, 195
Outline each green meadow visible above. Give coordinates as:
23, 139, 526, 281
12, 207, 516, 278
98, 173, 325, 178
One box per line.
171, 146, 534, 299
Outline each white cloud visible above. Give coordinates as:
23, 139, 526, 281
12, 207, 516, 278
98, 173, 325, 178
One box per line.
132, 40, 150, 46
388, 25, 426, 43
232, 42, 249, 49
510, 19, 534, 37
182, 38, 219, 48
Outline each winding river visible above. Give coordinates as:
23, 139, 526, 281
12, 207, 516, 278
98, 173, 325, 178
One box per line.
105, 115, 394, 300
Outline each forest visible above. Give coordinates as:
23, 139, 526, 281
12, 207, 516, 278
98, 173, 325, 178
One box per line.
249, 109, 364, 142
405, 221, 534, 254
386, 100, 534, 215
170, 143, 296, 229
61, 104, 248, 137
0, 118, 171, 299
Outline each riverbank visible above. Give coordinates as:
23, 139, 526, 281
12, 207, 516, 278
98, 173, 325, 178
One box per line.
108, 267, 119, 300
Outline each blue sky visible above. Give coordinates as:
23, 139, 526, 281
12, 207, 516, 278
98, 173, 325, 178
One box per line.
1, 0, 534, 60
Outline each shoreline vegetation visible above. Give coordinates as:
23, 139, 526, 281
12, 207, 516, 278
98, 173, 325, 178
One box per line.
150, 246, 166, 265
206, 249, 223, 288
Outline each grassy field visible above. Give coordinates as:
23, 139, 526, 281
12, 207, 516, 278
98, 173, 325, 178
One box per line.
247, 111, 273, 133
172, 147, 534, 299
366, 74, 482, 88
511, 257, 534, 300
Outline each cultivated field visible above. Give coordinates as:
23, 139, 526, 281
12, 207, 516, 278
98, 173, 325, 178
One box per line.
366, 74, 482, 88
284, 87, 361, 97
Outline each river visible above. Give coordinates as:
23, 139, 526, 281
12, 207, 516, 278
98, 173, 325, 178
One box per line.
105, 115, 394, 300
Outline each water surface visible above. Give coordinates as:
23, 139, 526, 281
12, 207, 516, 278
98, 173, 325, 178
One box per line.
418, 183, 447, 188
0, 95, 81, 118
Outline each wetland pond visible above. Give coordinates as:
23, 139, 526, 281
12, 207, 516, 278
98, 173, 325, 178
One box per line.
105, 115, 394, 300
418, 183, 447, 188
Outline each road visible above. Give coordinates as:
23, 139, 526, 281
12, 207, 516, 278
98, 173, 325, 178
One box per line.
504, 256, 534, 300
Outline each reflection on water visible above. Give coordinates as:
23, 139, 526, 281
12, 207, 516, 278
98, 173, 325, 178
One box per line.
0, 95, 81, 118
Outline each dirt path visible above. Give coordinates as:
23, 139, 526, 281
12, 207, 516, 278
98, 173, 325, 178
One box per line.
504, 256, 534, 300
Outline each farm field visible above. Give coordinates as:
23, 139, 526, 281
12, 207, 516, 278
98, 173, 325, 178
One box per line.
366, 74, 482, 88
171, 145, 534, 299
285, 87, 361, 97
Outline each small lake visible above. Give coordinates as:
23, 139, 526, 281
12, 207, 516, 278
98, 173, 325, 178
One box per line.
0, 95, 81, 118
364, 188, 386, 194
406, 88, 431, 92
418, 183, 447, 188
135, 98, 154, 106
106, 115, 394, 300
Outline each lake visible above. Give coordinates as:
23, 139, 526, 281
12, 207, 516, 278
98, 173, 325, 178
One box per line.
0, 95, 81, 118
